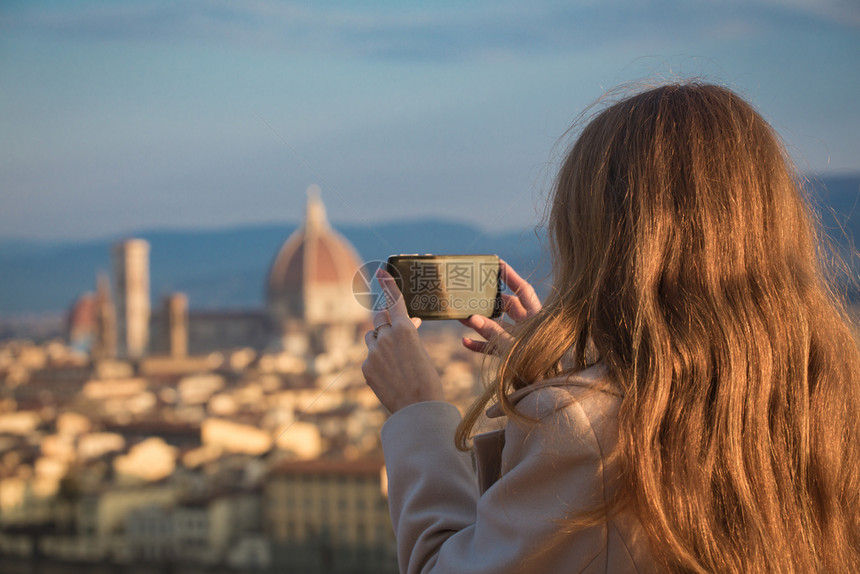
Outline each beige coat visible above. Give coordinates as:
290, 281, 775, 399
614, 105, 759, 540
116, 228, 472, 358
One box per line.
380, 364, 659, 573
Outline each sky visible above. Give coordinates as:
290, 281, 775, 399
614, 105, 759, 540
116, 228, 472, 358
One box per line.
1, 0, 858, 241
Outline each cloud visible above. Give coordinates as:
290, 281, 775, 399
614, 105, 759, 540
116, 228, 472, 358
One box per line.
757, 0, 860, 27
5, 0, 858, 55
0, 1, 704, 60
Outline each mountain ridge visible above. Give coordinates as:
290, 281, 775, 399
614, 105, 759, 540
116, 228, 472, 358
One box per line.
1, 175, 857, 317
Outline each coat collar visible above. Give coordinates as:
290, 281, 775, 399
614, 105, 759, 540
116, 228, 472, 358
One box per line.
484, 363, 617, 419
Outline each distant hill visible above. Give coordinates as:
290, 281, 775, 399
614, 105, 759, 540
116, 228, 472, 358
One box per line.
808, 175, 860, 301
810, 174, 859, 251
0, 174, 857, 317
0, 219, 549, 316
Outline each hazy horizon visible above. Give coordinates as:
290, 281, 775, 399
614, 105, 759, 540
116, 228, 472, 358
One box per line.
0, 171, 856, 246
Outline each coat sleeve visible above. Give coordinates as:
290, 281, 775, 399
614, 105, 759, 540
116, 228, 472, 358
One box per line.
380, 392, 613, 574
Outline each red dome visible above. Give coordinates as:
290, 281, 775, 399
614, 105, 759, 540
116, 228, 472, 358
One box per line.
67, 292, 97, 344
267, 186, 365, 322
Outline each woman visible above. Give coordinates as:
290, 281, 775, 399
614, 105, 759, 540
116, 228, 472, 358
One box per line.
362, 83, 860, 573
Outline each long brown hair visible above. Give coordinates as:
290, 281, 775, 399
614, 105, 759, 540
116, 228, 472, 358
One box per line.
457, 83, 860, 572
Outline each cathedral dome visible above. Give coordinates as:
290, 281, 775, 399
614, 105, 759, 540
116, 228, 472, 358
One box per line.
67, 292, 97, 348
267, 186, 368, 325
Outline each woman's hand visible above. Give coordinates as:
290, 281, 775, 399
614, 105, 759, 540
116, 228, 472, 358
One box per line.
459, 259, 542, 356
362, 269, 445, 413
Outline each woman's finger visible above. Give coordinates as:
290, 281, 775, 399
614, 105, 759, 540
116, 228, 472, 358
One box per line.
500, 259, 541, 315
462, 337, 491, 354
377, 269, 412, 325
460, 315, 514, 356
461, 333, 510, 356
462, 314, 513, 340
373, 308, 392, 329
364, 329, 377, 349
502, 293, 529, 322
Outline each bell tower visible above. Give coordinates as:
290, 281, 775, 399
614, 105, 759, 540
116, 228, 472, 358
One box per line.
113, 239, 151, 359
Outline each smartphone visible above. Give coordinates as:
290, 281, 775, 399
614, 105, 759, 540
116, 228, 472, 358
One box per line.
386, 254, 503, 320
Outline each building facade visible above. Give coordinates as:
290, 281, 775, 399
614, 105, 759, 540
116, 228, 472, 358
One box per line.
265, 458, 396, 574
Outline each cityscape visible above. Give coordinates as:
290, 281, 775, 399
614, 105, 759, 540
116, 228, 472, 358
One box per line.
3, 2, 858, 572
0, 189, 489, 573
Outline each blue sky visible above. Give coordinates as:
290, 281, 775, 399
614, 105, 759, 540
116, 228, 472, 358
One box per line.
1, 0, 858, 240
